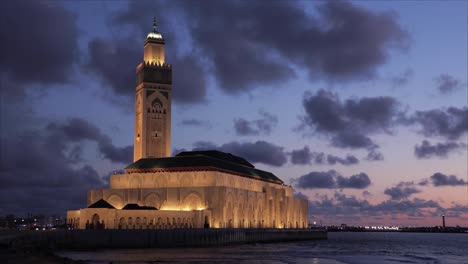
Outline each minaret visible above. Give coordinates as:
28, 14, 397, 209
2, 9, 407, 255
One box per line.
134, 18, 172, 161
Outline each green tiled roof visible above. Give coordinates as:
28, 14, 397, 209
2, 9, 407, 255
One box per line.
125, 150, 283, 184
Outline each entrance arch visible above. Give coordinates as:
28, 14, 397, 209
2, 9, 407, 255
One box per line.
91, 214, 100, 229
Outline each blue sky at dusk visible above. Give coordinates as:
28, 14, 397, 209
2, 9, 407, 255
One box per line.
1, 0, 467, 226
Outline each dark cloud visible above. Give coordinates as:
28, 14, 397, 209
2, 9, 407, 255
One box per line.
430, 173, 466, 187
0, 113, 134, 215
390, 68, 413, 87
180, 119, 210, 128
435, 74, 461, 94
290, 146, 314, 165
407, 107, 468, 141
366, 149, 384, 161
0, 0, 78, 99
336, 173, 371, 188
290, 146, 359, 166
47, 118, 133, 164
417, 179, 429, 186
85, 38, 140, 97
296, 171, 338, 189
298, 190, 466, 224
326, 153, 359, 165
331, 131, 377, 150
180, 1, 407, 91
384, 181, 420, 200
308, 192, 445, 223
113, 0, 407, 96
295, 170, 371, 189
84, 38, 207, 104
172, 148, 187, 156
171, 55, 207, 103
190, 140, 287, 167
192, 141, 218, 151
234, 110, 278, 136
84, 2, 207, 104
219, 141, 287, 167
302, 89, 401, 135
0, 128, 105, 215
300, 89, 402, 158
414, 140, 465, 159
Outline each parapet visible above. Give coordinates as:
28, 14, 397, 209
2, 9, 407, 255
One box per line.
143, 61, 172, 68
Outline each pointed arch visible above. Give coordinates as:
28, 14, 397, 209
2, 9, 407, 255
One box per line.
144, 193, 162, 209
182, 192, 204, 210
107, 194, 124, 209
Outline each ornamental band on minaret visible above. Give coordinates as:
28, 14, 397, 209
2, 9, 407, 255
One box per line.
134, 18, 172, 161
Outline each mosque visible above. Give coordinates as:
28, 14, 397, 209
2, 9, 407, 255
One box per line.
66, 20, 308, 230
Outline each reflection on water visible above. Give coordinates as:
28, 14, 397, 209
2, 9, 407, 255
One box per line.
57, 232, 468, 264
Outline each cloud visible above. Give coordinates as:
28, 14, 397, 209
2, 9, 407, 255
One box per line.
295, 170, 371, 189
171, 55, 208, 103
430, 173, 466, 187
85, 37, 207, 104
180, 119, 210, 128
190, 140, 288, 167
290, 146, 314, 165
234, 110, 278, 136
307, 192, 446, 223
290, 146, 359, 166
192, 141, 218, 150
435, 74, 461, 94
299, 89, 402, 157
0, 0, 79, 99
384, 181, 421, 200
336, 173, 371, 188
84, 38, 140, 97
47, 118, 133, 164
113, 1, 407, 96
292, 189, 466, 224
366, 149, 384, 161
218, 141, 288, 167
331, 131, 377, 150
390, 68, 413, 87
0, 128, 105, 215
414, 140, 465, 159
172, 148, 187, 156
182, 1, 407, 90
407, 107, 468, 141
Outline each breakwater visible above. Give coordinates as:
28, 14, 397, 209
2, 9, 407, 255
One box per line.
10, 228, 327, 250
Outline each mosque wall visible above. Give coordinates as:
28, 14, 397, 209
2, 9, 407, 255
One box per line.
77, 171, 308, 230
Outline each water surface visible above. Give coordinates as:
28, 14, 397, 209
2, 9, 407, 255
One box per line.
58, 232, 468, 264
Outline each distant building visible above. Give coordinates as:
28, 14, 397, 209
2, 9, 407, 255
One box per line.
67, 19, 308, 229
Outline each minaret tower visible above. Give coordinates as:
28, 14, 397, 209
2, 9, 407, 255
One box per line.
134, 18, 172, 161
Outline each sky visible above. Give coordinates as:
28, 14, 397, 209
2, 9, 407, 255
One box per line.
0, 0, 467, 227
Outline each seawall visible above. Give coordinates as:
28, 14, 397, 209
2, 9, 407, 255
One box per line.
11, 228, 327, 250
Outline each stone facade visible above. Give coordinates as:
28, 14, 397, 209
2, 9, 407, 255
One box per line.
66, 20, 308, 230
67, 169, 308, 229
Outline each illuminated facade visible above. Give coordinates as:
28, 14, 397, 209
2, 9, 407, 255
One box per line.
67, 19, 308, 230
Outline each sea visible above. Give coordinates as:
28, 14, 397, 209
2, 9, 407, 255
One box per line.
57, 232, 468, 264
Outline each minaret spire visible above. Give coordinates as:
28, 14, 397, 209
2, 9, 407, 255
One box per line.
152, 17, 157, 32
146, 17, 163, 40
